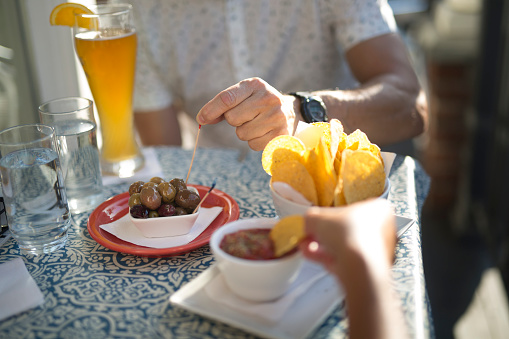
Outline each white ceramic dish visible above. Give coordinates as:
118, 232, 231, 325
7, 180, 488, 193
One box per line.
170, 216, 415, 338
170, 263, 341, 339
271, 177, 390, 218
210, 218, 303, 302
129, 207, 200, 238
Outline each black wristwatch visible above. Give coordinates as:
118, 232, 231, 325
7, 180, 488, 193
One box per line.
289, 91, 328, 123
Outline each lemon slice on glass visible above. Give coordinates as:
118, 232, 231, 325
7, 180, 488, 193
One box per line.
50, 2, 94, 28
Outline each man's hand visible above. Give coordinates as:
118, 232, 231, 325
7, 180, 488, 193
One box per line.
196, 77, 297, 151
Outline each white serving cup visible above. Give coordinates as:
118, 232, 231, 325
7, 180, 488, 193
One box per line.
271, 177, 391, 218
130, 208, 200, 238
210, 218, 303, 302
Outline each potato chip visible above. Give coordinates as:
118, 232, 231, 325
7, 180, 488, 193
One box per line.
329, 119, 344, 161
270, 215, 305, 257
341, 149, 386, 204
271, 160, 319, 206
294, 123, 324, 149
369, 143, 384, 165
312, 121, 331, 150
334, 176, 347, 206
333, 154, 342, 178
262, 135, 306, 175
346, 129, 371, 151
303, 137, 336, 207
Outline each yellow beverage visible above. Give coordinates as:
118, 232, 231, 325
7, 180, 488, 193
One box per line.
74, 29, 139, 163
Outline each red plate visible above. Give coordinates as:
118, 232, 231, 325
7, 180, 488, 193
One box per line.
87, 185, 240, 257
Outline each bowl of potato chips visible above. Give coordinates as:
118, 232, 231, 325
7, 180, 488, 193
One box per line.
262, 120, 390, 218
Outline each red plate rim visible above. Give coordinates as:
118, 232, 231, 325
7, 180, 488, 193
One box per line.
87, 184, 240, 257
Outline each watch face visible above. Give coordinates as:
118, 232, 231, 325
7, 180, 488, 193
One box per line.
306, 101, 328, 122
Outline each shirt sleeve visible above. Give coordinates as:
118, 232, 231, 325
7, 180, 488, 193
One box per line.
331, 0, 398, 52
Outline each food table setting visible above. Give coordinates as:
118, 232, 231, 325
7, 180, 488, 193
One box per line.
0, 2, 432, 338
0, 142, 431, 338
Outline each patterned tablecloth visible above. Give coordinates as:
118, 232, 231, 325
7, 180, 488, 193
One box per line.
0, 147, 431, 338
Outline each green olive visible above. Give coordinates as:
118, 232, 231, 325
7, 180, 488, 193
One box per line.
157, 182, 177, 204
141, 181, 158, 190
170, 178, 187, 193
128, 193, 142, 208
174, 206, 188, 216
149, 176, 165, 185
175, 189, 201, 210
128, 181, 144, 196
139, 186, 162, 210
148, 210, 159, 218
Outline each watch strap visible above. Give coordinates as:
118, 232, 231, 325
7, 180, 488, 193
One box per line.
288, 91, 328, 123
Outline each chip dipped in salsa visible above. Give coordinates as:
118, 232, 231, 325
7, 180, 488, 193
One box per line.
220, 228, 297, 260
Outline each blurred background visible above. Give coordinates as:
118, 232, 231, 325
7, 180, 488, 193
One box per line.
1, 0, 508, 338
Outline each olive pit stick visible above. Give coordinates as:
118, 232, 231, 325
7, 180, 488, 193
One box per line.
192, 179, 216, 214
185, 124, 201, 185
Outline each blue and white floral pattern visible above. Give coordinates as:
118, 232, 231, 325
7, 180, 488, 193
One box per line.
0, 147, 431, 338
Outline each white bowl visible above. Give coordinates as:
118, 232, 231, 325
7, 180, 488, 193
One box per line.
129, 208, 200, 238
271, 177, 391, 218
210, 218, 303, 302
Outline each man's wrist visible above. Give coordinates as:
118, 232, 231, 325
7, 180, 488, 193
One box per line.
283, 94, 302, 135
288, 92, 328, 123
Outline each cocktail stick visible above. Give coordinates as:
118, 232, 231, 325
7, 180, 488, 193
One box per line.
193, 179, 216, 214
185, 125, 201, 185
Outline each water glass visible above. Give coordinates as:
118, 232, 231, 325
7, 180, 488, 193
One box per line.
0, 124, 71, 254
39, 97, 104, 214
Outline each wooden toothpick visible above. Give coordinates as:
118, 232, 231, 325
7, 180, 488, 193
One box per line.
193, 179, 216, 214
186, 125, 201, 185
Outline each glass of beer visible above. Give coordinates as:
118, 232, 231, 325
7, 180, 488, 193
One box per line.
73, 4, 144, 177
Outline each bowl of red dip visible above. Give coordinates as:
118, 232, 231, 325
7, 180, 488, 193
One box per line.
210, 218, 303, 302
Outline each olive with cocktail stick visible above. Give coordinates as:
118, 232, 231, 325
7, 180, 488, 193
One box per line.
176, 189, 201, 210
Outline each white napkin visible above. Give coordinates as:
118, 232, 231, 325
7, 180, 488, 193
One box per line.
0, 258, 44, 321
204, 260, 335, 323
99, 207, 222, 248
102, 148, 164, 186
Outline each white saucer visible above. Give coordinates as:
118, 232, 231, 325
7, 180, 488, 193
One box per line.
169, 215, 415, 339
170, 263, 341, 339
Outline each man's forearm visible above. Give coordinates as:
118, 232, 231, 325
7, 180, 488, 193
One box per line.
315, 76, 427, 146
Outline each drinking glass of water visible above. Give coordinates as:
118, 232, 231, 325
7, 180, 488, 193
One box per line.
0, 124, 71, 255
38, 97, 104, 214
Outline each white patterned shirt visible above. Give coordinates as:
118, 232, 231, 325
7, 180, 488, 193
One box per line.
130, 0, 397, 149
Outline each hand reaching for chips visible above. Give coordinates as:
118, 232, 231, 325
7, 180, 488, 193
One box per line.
262, 119, 386, 207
